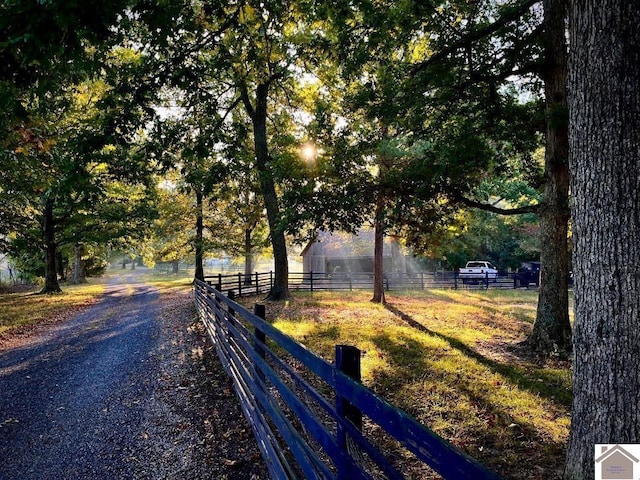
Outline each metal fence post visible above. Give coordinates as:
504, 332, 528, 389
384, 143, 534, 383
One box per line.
336, 345, 362, 479
310, 271, 314, 293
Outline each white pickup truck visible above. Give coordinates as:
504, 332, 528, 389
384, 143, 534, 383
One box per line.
458, 261, 498, 284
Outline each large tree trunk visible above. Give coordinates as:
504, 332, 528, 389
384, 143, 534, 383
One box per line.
194, 189, 205, 281
371, 191, 386, 304
40, 198, 61, 293
564, 2, 640, 478
250, 83, 289, 300
529, 0, 572, 356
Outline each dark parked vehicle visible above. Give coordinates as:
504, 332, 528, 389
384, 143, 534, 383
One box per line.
516, 261, 540, 287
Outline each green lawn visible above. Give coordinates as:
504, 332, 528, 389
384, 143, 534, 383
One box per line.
0, 282, 105, 337
244, 289, 571, 479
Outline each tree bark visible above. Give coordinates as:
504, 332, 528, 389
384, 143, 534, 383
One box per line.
564, 2, 640, 478
40, 198, 61, 293
248, 83, 289, 300
194, 189, 205, 281
371, 191, 386, 304
529, 0, 572, 357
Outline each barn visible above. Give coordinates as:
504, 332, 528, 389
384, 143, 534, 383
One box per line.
300, 230, 411, 275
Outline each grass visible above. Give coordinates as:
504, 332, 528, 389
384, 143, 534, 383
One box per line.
103, 266, 195, 290
0, 281, 105, 337
244, 289, 572, 479
0, 266, 194, 339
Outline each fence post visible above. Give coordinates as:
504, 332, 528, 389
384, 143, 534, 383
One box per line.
310, 271, 314, 293
254, 304, 267, 385
485, 271, 489, 289
384, 275, 389, 291
238, 273, 242, 297
421, 272, 424, 290
255, 271, 259, 294
513, 272, 517, 289
336, 345, 362, 479
270, 270, 273, 291
348, 272, 352, 292
217, 273, 222, 291
227, 290, 236, 318
454, 271, 458, 290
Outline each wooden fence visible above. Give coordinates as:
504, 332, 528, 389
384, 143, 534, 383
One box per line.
202, 271, 531, 298
194, 279, 502, 479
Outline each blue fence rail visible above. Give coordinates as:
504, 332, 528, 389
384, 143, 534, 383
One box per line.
194, 279, 502, 480
202, 271, 534, 298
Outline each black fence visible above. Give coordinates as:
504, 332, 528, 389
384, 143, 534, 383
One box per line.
194, 279, 502, 479
202, 271, 537, 298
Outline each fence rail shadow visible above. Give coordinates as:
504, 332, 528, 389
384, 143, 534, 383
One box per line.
194, 279, 502, 479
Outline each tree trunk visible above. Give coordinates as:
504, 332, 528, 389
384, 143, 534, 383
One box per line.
40, 198, 61, 293
529, 0, 572, 357
172, 260, 179, 274
371, 191, 386, 304
250, 83, 289, 300
72, 243, 86, 284
131, 258, 136, 270
194, 189, 205, 281
564, 2, 640, 478
244, 227, 253, 285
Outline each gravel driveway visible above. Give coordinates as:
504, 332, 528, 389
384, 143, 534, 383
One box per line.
0, 272, 266, 480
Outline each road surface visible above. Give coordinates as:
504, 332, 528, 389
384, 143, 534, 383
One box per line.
0, 272, 265, 480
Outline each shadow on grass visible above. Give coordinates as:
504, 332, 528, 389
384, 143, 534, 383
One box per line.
368, 331, 567, 478
383, 303, 572, 408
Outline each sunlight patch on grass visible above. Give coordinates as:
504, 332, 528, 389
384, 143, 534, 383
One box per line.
260, 289, 571, 478
0, 282, 105, 336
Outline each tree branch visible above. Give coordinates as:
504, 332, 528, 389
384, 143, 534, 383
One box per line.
452, 191, 540, 215
410, 0, 540, 76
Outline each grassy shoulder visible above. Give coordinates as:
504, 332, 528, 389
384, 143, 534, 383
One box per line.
243, 289, 571, 479
0, 267, 194, 340
0, 281, 105, 338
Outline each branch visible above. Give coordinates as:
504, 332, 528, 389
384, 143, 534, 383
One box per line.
452, 191, 540, 215
410, 0, 540, 76
238, 80, 255, 119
